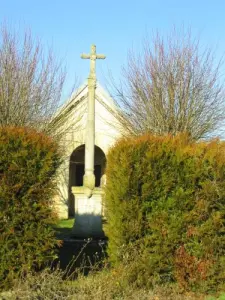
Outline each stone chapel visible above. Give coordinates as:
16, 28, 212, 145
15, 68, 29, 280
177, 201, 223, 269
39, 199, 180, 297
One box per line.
53, 45, 123, 237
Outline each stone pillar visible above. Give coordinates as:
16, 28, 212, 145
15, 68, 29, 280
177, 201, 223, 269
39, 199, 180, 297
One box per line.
83, 76, 96, 191
81, 45, 106, 197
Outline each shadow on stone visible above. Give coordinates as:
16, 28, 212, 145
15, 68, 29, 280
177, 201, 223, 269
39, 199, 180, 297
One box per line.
56, 238, 107, 279
71, 213, 105, 238
54, 214, 107, 279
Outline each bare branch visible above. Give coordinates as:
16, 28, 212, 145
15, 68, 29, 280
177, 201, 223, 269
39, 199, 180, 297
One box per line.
0, 24, 79, 141
110, 28, 225, 140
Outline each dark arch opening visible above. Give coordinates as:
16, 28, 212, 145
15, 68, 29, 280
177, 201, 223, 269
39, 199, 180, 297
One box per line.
68, 144, 106, 216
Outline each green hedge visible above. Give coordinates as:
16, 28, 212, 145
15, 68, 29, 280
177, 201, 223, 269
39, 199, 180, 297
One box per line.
0, 127, 61, 289
105, 134, 225, 291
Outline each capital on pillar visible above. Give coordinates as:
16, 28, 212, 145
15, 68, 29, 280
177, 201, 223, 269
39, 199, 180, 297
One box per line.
83, 173, 95, 191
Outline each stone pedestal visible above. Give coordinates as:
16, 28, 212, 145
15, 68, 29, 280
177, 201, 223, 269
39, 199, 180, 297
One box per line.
71, 186, 105, 238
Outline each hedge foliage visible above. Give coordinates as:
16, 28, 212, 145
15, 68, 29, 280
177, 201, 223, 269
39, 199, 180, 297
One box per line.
0, 127, 62, 289
105, 134, 225, 291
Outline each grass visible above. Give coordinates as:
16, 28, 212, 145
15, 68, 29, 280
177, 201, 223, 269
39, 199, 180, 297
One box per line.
4, 267, 225, 300
54, 218, 75, 239
56, 218, 75, 229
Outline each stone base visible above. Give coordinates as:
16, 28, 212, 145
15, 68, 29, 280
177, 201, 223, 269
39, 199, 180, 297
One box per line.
71, 186, 105, 238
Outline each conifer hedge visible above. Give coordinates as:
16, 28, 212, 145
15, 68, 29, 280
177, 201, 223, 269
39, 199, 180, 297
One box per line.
105, 134, 225, 291
0, 127, 61, 289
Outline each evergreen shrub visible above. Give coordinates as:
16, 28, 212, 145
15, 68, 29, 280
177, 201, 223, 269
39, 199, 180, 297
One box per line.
105, 134, 225, 291
0, 127, 61, 289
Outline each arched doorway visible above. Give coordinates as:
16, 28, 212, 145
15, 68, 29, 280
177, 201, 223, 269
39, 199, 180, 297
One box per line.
68, 144, 106, 216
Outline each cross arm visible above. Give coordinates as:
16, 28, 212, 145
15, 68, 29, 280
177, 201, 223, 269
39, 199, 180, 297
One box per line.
96, 54, 106, 59
81, 54, 90, 59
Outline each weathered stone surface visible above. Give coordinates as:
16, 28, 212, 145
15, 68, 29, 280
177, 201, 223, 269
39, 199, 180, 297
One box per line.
53, 81, 122, 220
71, 187, 105, 238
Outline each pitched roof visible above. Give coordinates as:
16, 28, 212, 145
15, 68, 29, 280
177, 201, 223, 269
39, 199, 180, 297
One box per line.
53, 81, 119, 121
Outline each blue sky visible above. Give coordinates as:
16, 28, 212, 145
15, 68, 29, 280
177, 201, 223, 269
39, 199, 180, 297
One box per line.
1, 0, 225, 101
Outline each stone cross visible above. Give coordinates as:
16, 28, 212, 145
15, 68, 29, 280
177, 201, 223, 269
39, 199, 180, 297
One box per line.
81, 44, 106, 79
81, 45, 106, 196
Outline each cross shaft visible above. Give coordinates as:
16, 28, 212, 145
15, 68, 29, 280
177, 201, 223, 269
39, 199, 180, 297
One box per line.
81, 44, 106, 195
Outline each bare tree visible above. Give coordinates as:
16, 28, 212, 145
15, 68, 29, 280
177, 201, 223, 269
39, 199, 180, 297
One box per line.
111, 29, 225, 140
0, 24, 73, 139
